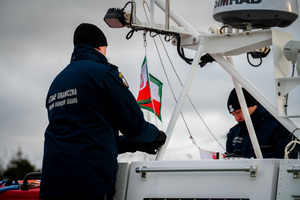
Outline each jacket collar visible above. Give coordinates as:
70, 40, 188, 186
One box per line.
237, 104, 269, 127
71, 44, 108, 64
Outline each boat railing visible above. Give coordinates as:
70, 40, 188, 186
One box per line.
135, 165, 258, 178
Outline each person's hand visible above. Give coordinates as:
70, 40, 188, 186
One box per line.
224, 152, 243, 158
134, 131, 167, 154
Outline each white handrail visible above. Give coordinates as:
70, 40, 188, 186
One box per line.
135, 165, 258, 178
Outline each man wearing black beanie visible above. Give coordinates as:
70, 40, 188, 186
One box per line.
227, 88, 258, 122
225, 88, 296, 159
40, 23, 166, 200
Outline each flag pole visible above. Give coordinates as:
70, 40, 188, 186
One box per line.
155, 44, 203, 161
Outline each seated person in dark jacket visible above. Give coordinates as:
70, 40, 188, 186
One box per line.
226, 88, 295, 159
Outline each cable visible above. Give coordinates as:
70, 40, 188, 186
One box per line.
142, 1, 225, 151
247, 52, 263, 67
123, 1, 133, 28
284, 140, 300, 159
220, 25, 228, 34
125, 1, 214, 68
283, 63, 296, 115
284, 128, 300, 159
126, 29, 135, 39
246, 47, 271, 67
220, 25, 269, 68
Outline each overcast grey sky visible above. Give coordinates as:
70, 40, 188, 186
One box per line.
0, 0, 299, 168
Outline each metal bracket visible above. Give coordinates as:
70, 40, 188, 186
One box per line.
248, 165, 258, 178
287, 166, 300, 179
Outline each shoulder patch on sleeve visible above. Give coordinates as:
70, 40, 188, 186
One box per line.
119, 72, 129, 87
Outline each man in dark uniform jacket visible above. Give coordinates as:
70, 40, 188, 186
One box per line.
226, 88, 295, 159
40, 23, 166, 200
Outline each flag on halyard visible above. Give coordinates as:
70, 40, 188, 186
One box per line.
137, 56, 163, 121
136, 56, 151, 104
139, 74, 163, 121
199, 149, 225, 160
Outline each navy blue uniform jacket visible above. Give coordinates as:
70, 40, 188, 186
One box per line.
40, 45, 159, 198
226, 104, 293, 158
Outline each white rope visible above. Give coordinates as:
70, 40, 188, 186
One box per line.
142, 1, 225, 151
284, 138, 300, 159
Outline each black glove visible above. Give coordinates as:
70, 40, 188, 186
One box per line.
224, 152, 243, 158
134, 131, 167, 155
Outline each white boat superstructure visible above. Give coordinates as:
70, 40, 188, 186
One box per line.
114, 159, 300, 200
104, 0, 300, 199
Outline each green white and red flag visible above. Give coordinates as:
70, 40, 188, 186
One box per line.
136, 56, 151, 104
137, 56, 163, 121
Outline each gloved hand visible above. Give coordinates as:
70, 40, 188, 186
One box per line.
224, 152, 243, 158
134, 131, 167, 155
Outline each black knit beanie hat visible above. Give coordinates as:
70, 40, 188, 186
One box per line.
73, 23, 108, 47
227, 88, 258, 113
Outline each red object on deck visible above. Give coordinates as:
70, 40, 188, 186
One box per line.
0, 187, 40, 200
